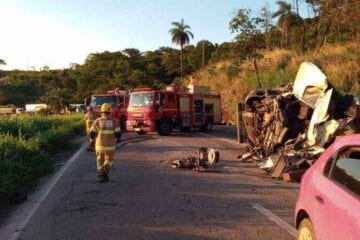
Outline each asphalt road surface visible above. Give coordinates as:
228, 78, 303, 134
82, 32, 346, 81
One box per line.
0, 126, 299, 240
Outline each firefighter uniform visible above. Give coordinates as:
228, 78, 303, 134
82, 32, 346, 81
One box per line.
85, 107, 98, 150
90, 103, 121, 182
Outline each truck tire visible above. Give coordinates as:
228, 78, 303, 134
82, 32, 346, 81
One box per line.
208, 148, 220, 165
157, 119, 173, 136
201, 119, 213, 132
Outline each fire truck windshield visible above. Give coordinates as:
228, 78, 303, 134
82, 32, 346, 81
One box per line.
129, 92, 154, 108
90, 96, 116, 108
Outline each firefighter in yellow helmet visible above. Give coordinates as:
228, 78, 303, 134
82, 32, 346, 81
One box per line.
90, 103, 121, 182
85, 105, 98, 151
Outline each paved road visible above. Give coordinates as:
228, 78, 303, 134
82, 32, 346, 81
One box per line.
0, 126, 299, 240
201, 125, 238, 142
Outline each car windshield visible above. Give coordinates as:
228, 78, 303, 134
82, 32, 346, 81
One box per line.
129, 92, 154, 107
90, 96, 116, 108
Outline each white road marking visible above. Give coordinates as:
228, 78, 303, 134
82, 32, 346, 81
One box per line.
251, 203, 297, 237
0, 143, 88, 240
0, 135, 154, 240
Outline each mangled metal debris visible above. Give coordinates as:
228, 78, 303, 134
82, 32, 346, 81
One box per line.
240, 62, 360, 181
172, 147, 220, 172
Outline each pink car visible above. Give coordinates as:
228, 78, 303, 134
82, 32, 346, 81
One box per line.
295, 134, 360, 240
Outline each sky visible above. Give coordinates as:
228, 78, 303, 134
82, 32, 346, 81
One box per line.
0, 0, 310, 70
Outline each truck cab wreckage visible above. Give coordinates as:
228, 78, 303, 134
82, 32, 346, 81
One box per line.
241, 62, 360, 181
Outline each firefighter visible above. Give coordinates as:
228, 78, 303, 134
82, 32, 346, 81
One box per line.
85, 105, 98, 151
90, 103, 121, 182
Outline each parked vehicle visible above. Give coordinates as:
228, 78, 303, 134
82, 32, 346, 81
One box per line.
126, 85, 221, 135
15, 108, 25, 114
89, 88, 128, 130
295, 134, 360, 240
69, 104, 85, 113
25, 104, 49, 113
0, 107, 16, 115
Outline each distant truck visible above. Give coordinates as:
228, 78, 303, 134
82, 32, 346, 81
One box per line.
126, 85, 222, 135
69, 104, 85, 113
25, 104, 49, 113
89, 88, 129, 130
0, 107, 16, 115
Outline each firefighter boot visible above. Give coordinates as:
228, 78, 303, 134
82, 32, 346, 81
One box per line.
101, 165, 110, 182
97, 171, 105, 182
87, 140, 95, 151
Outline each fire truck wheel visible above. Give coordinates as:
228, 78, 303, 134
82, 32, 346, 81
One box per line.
136, 130, 147, 135
158, 119, 173, 136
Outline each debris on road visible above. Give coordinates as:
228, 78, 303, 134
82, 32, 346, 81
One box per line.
171, 147, 220, 172
240, 62, 360, 181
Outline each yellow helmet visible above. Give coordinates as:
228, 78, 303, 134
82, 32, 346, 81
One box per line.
100, 103, 112, 113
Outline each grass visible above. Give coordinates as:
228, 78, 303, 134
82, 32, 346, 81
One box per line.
0, 113, 85, 207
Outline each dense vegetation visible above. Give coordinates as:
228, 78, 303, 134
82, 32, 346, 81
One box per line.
0, 114, 84, 207
0, 0, 359, 112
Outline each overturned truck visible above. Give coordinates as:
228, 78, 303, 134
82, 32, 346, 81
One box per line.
241, 62, 360, 181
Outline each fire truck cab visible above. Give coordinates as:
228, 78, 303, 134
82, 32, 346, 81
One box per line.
89, 88, 128, 130
126, 85, 221, 135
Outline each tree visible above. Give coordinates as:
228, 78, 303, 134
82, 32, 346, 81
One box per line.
169, 18, 194, 81
187, 40, 215, 70
230, 9, 266, 87
211, 42, 239, 62
272, 1, 298, 48
0, 59, 6, 66
260, 2, 274, 49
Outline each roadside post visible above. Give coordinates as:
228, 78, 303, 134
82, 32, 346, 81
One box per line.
236, 101, 245, 143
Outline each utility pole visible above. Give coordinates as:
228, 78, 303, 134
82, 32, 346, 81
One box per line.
236, 102, 245, 143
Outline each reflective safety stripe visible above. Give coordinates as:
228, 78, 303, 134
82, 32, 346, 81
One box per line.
99, 130, 114, 135
114, 127, 121, 132
90, 123, 98, 133
95, 145, 116, 151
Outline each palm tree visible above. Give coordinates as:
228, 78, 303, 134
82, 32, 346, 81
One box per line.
169, 18, 194, 81
272, 1, 295, 48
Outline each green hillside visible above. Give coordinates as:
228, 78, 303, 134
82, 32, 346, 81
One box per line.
190, 42, 360, 123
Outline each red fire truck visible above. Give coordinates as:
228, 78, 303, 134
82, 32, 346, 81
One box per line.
89, 88, 128, 130
126, 85, 221, 135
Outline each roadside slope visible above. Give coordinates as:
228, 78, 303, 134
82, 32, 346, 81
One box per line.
191, 42, 360, 123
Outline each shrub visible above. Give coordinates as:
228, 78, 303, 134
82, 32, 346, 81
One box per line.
0, 113, 85, 207
0, 134, 51, 206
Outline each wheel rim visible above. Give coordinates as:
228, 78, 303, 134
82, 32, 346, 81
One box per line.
162, 123, 171, 134
299, 227, 313, 240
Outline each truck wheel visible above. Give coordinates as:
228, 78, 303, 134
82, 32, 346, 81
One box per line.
157, 119, 173, 136
297, 218, 315, 240
201, 119, 213, 132
136, 130, 147, 135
